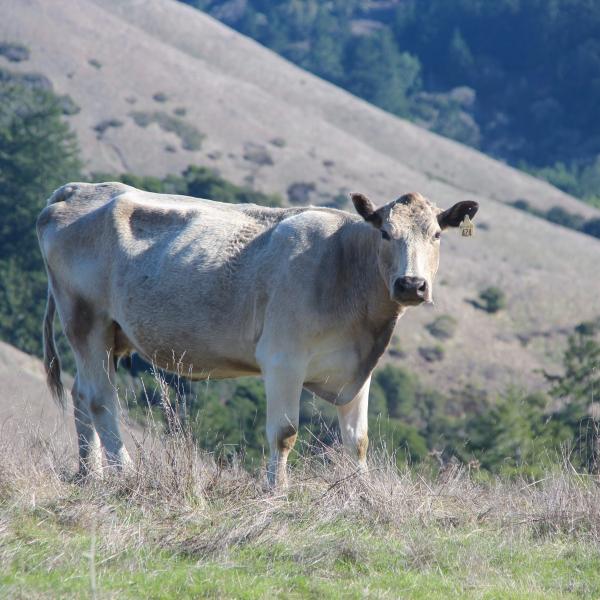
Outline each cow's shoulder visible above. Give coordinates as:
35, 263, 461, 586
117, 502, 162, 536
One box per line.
270, 206, 358, 239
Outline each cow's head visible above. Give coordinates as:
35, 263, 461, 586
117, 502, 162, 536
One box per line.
351, 192, 478, 306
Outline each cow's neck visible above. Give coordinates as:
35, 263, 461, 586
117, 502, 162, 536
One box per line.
338, 220, 403, 336
309, 220, 404, 402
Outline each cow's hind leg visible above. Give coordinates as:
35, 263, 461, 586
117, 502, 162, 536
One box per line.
336, 377, 370, 471
261, 354, 304, 488
67, 313, 132, 474
72, 374, 102, 479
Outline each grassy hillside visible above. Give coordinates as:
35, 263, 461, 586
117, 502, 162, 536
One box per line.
2, 423, 599, 599
188, 0, 600, 206
2, 0, 600, 394
0, 0, 600, 389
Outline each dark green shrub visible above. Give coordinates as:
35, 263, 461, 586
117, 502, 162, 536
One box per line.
243, 143, 273, 166
426, 315, 457, 340
419, 345, 445, 362
94, 118, 123, 135
0, 42, 29, 62
369, 417, 428, 464
582, 218, 600, 239
130, 111, 204, 151
58, 94, 80, 115
545, 206, 585, 230
478, 287, 506, 313
373, 365, 419, 420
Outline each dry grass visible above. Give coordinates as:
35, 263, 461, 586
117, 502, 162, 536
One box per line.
2, 416, 600, 597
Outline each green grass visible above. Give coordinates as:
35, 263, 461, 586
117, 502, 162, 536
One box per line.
2, 506, 599, 598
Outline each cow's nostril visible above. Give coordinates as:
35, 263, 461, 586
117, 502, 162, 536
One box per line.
417, 280, 427, 292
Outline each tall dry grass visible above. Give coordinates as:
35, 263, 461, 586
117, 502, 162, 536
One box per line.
2, 409, 600, 576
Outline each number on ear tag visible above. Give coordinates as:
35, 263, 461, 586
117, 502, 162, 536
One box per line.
460, 215, 474, 237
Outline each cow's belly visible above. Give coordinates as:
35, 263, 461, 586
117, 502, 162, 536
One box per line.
119, 319, 262, 380
112, 278, 263, 379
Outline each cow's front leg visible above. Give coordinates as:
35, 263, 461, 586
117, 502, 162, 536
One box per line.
261, 354, 304, 489
336, 377, 370, 471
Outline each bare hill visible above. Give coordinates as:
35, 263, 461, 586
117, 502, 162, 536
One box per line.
0, 340, 71, 438
1, 0, 599, 393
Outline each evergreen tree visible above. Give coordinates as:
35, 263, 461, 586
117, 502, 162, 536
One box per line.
549, 320, 600, 471
0, 82, 81, 354
344, 30, 421, 117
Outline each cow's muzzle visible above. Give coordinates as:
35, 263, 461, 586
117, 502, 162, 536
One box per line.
393, 276, 428, 305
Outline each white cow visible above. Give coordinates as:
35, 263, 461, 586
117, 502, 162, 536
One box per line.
37, 183, 478, 485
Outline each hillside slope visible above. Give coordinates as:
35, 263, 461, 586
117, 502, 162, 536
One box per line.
0, 341, 143, 454
1, 0, 599, 392
0, 341, 71, 438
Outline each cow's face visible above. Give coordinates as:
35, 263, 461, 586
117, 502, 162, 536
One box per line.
351, 192, 478, 306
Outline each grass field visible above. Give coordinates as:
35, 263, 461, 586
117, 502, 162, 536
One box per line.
1, 426, 599, 599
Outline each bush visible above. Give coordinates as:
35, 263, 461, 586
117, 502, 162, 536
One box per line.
582, 218, 600, 239
426, 315, 457, 340
58, 94, 80, 116
369, 417, 428, 464
130, 111, 205, 151
94, 118, 123, 135
418, 345, 445, 362
545, 206, 585, 230
478, 287, 506, 313
190, 378, 268, 464
459, 390, 567, 477
0, 42, 29, 62
373, 365, 419, 420
243, 143, 274, 166
287, 182, 316, 204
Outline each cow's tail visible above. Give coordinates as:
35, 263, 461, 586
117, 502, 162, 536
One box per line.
43, 287, 65, 407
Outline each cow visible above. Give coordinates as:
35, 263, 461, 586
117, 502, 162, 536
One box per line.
37, 182, 478, 486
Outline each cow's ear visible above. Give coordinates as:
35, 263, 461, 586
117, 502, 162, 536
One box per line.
438, 201, 479, 230
350, 192, 382, 228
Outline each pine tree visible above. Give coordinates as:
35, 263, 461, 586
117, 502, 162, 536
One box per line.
0, 81, 81, 354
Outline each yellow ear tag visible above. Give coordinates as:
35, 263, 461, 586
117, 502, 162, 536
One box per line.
460, 215, 474, 237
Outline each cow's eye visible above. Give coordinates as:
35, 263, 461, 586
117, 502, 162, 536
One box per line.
381, 230, 391, 241
433, 231, 442, 241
